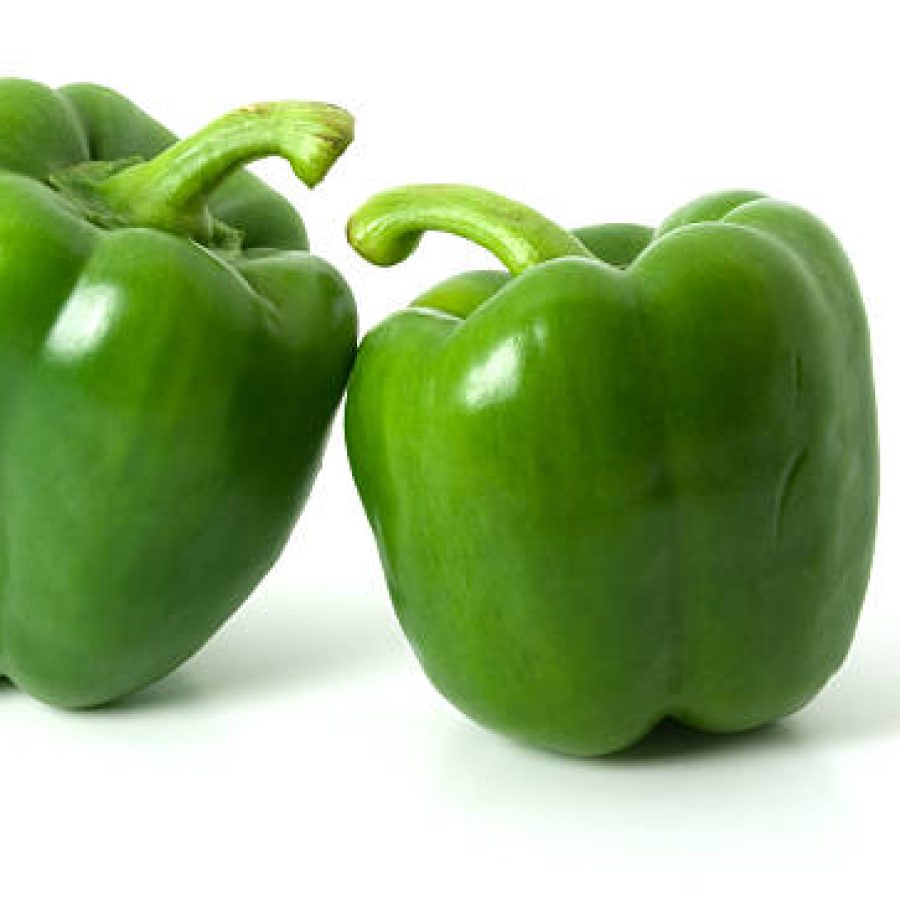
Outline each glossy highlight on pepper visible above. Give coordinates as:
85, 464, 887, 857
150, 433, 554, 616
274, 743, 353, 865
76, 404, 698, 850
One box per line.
345, 183, 878, 756
0, 79, 357, 707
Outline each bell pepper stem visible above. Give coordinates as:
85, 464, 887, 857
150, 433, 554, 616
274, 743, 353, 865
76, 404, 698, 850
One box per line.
347, 184, 592, 276
97, 101, 354, 241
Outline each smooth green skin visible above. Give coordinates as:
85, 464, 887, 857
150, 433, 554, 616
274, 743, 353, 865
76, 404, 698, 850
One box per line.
0, 79, 357, 707
345, 185, 878, 756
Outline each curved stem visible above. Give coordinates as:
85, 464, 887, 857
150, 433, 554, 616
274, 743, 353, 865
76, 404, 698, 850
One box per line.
347, 184, 592, 276
97, 101, 353, 240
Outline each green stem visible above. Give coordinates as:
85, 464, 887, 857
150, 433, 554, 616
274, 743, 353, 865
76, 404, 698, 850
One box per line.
97, 101, 353, 241
347, 184, 592, 275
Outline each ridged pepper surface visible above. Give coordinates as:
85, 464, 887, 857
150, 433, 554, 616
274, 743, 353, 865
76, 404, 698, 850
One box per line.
0, 79, 357, 707
346, 184, 878, 755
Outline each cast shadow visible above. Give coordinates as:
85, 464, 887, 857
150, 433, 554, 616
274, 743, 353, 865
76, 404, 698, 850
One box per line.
95, 587, 401, 714
788, 648, 900, 746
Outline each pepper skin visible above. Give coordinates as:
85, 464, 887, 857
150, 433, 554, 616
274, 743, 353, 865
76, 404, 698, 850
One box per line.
345, 184, 878, 756
0, 79, 357, 707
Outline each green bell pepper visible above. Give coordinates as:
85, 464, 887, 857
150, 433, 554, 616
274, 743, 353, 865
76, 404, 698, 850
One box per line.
345, 184, 878, 755
0, 79, 357, 707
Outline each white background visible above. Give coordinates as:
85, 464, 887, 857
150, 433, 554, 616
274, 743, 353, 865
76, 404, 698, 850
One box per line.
3, 2, 898, 896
